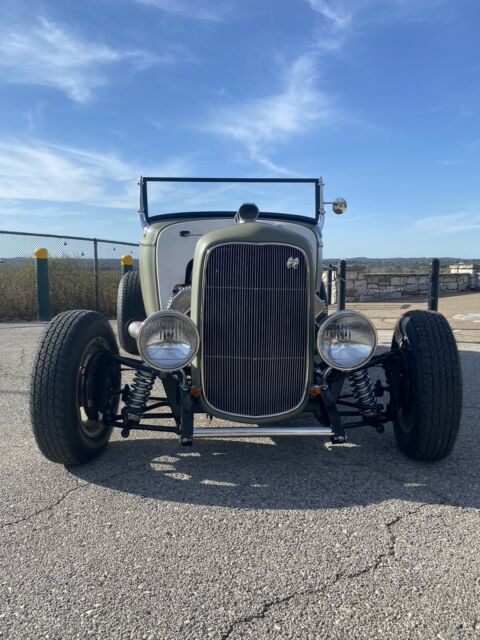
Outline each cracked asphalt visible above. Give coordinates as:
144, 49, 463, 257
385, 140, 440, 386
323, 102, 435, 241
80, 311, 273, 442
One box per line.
1, 292, 479, 639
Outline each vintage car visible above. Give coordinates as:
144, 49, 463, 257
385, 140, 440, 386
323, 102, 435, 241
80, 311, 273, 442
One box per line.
30, 177, 462, 466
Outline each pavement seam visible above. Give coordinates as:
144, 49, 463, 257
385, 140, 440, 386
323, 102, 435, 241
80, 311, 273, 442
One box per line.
220, 504, 427, 639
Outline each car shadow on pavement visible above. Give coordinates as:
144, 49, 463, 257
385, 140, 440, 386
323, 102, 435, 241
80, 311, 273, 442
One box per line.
70, 349, 480, 511
71, 421, 478, 512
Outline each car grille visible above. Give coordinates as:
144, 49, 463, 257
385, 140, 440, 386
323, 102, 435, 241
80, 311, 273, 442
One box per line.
202, 243, 310, 417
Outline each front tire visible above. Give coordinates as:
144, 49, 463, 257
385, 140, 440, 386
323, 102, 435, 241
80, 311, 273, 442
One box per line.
117, 270, 146, 355
390, 310, 462, 461
30, 310, 121, 466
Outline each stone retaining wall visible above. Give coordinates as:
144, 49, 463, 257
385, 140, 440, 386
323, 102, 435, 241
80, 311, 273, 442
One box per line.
325, 266, 479, 302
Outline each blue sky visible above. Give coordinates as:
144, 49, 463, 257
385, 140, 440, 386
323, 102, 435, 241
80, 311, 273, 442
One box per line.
0, 0, 479, 257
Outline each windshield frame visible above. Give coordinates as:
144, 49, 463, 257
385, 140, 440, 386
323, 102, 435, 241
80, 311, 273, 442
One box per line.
139, 177, 324, 226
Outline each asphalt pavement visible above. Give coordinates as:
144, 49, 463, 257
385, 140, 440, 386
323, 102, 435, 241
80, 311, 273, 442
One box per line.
1, 292, 479, 639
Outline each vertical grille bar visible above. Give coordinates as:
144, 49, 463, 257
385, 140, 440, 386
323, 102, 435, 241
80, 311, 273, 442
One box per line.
202, 243, 309, 417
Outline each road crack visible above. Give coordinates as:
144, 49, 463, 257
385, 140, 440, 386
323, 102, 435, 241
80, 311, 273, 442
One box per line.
220, 586, 329, 640
1, 462, 148, 529
220, 503, 427, 639
1, 481, 88, 528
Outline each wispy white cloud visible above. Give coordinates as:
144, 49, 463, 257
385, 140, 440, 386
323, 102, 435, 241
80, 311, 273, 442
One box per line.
309, 0, 447, 26
415, 211, 480, 234
201, 1, 446, 173
25, 101, 46, 134
307, 0, 448, 51
307, 0, 352, 29
0, 138, 191, 209
134, 0, 231, 22
0, 18, 158, 102
203, 54, 335, 174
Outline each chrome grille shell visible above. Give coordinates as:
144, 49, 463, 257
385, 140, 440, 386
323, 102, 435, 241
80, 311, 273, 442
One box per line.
198, 241, 311, 419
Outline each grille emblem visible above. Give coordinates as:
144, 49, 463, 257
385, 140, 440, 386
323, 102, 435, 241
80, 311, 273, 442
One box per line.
287, 257, 299, 270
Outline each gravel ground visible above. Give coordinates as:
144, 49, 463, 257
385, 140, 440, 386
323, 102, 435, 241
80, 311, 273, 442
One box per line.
1, 292, 479, 639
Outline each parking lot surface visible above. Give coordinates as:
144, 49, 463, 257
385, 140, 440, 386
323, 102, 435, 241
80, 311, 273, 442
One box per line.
1, 293, 479, 639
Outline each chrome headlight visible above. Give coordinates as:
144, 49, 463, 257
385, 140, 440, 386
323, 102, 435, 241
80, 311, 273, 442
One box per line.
317, 310, 377, 371
137, 310, 199, 372
167, 286, 191, 315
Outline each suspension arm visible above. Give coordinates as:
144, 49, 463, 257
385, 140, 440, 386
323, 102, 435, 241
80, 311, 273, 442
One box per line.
359, 351, 394, 369
110, 422, 180, 434
111, 354, 160, 375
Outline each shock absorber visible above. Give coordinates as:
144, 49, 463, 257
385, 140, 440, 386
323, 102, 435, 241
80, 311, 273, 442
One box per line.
349, 370, 377, 416
123, 369, 156, 427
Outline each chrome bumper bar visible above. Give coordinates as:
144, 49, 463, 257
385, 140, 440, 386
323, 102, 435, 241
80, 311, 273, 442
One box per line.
192, 426, 333, 438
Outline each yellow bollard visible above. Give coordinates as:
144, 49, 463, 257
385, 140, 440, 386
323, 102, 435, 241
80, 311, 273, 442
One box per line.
120, 254, 134, 274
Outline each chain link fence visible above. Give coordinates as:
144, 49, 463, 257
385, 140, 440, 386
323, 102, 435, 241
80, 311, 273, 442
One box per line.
0, 230, 138, 320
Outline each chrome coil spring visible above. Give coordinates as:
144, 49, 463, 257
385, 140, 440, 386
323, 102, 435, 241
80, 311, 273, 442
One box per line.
349, 370, 377, 415
126, 370, 156, 415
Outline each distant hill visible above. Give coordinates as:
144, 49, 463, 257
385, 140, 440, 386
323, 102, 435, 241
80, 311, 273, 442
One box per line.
322, 257, 479, 273
1, 254, 477, 274
0, 257, 134, 270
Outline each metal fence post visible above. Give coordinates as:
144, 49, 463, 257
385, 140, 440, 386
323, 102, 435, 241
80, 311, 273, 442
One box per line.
327, 267, 333, 305
34, 248, 49, 321
93, 239, 100, 311
121, 254, 133, 274
337, 259, 346, 311
428, 258, 440, 311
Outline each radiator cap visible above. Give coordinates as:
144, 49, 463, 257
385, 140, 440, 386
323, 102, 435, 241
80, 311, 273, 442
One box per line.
235, 202, 259, 223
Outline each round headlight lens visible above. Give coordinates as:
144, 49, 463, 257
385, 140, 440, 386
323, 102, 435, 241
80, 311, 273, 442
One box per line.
317, 310, 377, 371
137, 310, 199, 372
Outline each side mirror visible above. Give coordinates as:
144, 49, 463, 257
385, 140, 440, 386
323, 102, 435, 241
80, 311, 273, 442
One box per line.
332, 197, 347, 215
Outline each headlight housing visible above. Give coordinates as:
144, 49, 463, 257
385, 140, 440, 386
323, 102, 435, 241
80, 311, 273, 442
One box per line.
167, 286, 191, 315
137, 310, 199, 372
317, 310, 377, 371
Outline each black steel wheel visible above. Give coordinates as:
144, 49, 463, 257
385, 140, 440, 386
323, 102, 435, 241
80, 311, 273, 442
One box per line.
390, 310, 462, 461
30, 310, 121, 466
117, 270, 146, 355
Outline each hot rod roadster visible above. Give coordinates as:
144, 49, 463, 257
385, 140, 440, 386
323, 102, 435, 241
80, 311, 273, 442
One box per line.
30, 177, 462, 465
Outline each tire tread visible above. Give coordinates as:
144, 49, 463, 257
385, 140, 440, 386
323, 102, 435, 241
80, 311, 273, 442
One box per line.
30, 310, 117, 465
393, 310, 462, 461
